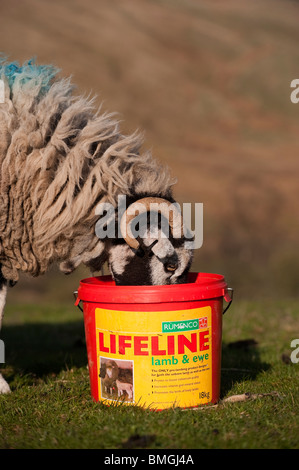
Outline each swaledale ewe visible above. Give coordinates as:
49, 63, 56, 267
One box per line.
0, 58, 193, 393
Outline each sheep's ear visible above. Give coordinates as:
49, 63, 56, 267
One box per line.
59, 260, 76, 274
59, 257, 81, 274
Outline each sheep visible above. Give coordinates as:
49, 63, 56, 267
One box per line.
100, 360, 119, 397
0, 58, 193, 393
116, 380, 133, 401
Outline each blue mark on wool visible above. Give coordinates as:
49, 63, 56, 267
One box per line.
0, 55, 60, 96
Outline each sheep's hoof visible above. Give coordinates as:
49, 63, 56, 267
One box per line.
0, 375, 11, 394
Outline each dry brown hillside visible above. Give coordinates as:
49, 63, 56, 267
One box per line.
1, 0, 299, 298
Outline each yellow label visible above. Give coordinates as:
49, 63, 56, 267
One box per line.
95, 306, 212, 409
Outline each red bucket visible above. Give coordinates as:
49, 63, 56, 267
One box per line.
75, 272, 233, 410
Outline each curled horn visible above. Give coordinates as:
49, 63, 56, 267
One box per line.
120, 197, 184, 250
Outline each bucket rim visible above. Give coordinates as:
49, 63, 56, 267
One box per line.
76, 272, 228, 304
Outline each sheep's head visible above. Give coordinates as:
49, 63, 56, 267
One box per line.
104, 197, 193, 286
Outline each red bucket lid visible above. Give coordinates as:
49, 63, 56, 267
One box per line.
77, 272, 228, 304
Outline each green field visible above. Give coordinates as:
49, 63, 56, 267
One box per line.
0, 298, 298, 449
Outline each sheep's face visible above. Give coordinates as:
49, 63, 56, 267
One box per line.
107, 227, 193, 286
86, 196, 194, 286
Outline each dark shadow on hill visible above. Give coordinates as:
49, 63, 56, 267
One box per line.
0, 321, 87, 384
220, 339, 271, 398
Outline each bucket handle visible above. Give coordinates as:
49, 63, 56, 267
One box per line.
73, 290, 83, 312
223, 287, 233, 315
73, 287, 234, 314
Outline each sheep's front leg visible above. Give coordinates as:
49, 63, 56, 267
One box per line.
0, 273, 10, 394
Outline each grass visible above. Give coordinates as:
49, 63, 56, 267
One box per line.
0, 298, 298, 449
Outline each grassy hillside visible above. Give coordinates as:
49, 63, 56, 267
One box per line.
0, 0, 299, 298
